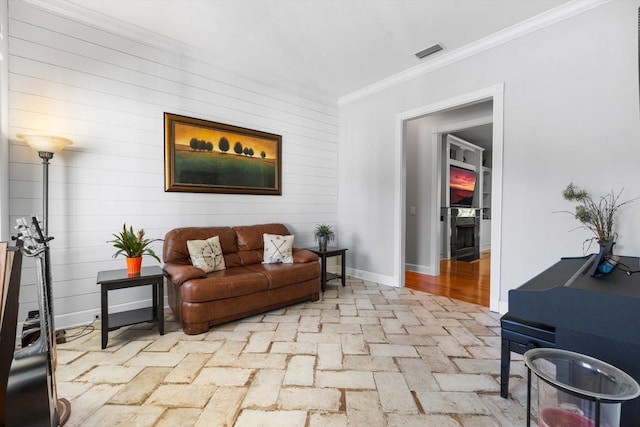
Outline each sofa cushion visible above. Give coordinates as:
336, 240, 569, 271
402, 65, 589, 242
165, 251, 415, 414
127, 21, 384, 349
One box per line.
234, 223, 291, 251
163, 226, 241, 267
247, 261, 320, 289
187, 236, 226, 273
293, 248, 319, 263
164, 263, 206, 286
181, 267, 269, 302
263, 233, 294, 264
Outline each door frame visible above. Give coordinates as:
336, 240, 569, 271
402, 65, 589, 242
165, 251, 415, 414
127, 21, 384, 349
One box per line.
394, 83, 504, 312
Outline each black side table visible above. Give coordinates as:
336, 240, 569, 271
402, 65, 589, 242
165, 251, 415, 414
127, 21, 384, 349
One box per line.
96, 266, 165, 349
305, 247, 348, 292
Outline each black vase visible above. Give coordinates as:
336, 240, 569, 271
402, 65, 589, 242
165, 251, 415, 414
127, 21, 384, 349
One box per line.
598, 239, 615, 257
589, 238, 616, 276
318, 236, 327, 251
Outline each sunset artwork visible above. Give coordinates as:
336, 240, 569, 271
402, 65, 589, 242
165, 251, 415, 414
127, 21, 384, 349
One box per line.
449, 165, 477, 207
164, 113, 282, 195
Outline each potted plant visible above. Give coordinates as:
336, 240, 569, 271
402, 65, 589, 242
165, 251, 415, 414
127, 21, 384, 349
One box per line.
561, 183, 636, 253
314, 224, 335, 251
108, 224, 162, 275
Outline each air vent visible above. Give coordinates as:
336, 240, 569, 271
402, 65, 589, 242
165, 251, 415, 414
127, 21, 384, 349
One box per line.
415, 43, 444, 59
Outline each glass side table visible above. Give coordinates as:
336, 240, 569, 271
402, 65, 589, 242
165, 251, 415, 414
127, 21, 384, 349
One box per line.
524, 348, 640, 427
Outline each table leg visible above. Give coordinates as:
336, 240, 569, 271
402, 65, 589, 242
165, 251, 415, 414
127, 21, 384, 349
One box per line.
500, 337, 510, 398
321, 254, 327, 292
101, 286, 108, 349
526, 368, 532, 427
152, 283, 158, 319
341, 252, 346, 287
158, 277, 164, 335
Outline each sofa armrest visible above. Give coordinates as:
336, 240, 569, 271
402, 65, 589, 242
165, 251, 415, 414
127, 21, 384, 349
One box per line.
292, 248, 319, 263
164, 263, 206, 285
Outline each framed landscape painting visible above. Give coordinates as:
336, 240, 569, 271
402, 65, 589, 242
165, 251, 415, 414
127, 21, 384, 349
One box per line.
164, 113, 282, 195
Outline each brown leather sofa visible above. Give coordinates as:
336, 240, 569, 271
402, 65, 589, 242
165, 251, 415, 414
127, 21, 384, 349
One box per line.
163, 223, 320, 335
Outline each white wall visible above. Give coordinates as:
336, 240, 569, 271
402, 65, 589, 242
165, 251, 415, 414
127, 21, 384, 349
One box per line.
6, 0, 339, 328
339, 0, 640, 307
0, 0, 9, 242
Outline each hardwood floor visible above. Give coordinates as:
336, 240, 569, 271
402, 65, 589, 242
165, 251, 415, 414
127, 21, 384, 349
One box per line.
405, 256, 490, 307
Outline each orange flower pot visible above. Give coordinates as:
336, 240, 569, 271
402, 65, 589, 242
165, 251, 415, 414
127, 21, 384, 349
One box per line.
126, 257, 142, 276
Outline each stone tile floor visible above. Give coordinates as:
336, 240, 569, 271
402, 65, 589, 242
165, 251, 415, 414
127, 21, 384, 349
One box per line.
57, 277, 536, 426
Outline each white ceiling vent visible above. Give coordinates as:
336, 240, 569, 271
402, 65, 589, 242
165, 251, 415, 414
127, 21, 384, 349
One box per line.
415, 43, 444, 59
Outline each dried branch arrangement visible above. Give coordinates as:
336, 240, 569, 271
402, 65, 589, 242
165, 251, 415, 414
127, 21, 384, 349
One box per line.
561, 183, 637, 252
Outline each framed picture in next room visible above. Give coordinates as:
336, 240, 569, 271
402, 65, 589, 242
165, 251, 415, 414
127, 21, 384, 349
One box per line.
164, 113, 282, 195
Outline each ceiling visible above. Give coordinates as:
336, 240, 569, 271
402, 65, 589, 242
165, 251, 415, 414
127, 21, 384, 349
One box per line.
451, 124, 493, 152
65, 0, 570, 103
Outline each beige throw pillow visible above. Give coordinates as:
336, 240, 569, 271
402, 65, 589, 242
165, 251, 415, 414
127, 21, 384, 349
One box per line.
186, 236, 226, 273
263, 233, 294, 264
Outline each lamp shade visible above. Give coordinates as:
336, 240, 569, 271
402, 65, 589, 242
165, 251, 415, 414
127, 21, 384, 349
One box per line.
17, 134, 73, 154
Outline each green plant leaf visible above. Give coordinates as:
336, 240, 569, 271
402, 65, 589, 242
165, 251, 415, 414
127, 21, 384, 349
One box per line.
107, 223, 163, 261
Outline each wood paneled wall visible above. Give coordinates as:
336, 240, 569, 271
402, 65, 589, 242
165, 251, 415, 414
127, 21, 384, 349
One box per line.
7, 0, 338, 328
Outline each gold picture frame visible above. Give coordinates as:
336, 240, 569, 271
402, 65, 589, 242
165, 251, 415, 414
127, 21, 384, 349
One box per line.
164, 113, 282, 195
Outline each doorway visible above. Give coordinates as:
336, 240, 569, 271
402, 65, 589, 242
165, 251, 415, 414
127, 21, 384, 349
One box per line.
394, 84, 504, 312
405, 258, 490, 306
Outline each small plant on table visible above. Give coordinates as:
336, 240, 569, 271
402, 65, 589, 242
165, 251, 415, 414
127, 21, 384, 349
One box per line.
314, 224, 335, 251
108, 223, 162, 274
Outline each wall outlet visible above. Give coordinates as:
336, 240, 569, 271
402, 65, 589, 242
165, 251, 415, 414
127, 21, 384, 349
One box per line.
93, 313, 100, 320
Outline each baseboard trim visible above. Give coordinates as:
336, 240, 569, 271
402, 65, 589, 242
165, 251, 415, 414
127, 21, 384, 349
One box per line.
346, 267, 398, 288
498, 300, 509, 315
405, 263, 437, 276
53, 296, 170, 331
52, 278, 502, 329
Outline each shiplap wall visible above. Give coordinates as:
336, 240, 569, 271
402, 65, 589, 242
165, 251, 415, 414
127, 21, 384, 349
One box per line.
7, 0, 339, 329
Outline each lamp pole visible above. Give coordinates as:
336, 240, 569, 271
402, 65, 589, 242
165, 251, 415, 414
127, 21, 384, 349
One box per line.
37, 150, 54, 237
17, 134, 72, 237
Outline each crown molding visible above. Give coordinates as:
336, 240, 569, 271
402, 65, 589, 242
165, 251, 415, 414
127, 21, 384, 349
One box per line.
21, 0, 188, 52
17, 0, 611, 108
338, 0, 611, 106
19, 0, 336, 107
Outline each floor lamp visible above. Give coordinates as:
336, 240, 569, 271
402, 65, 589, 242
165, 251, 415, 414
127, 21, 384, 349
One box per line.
16, 134, 72, 426
16, 134, 72, 237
